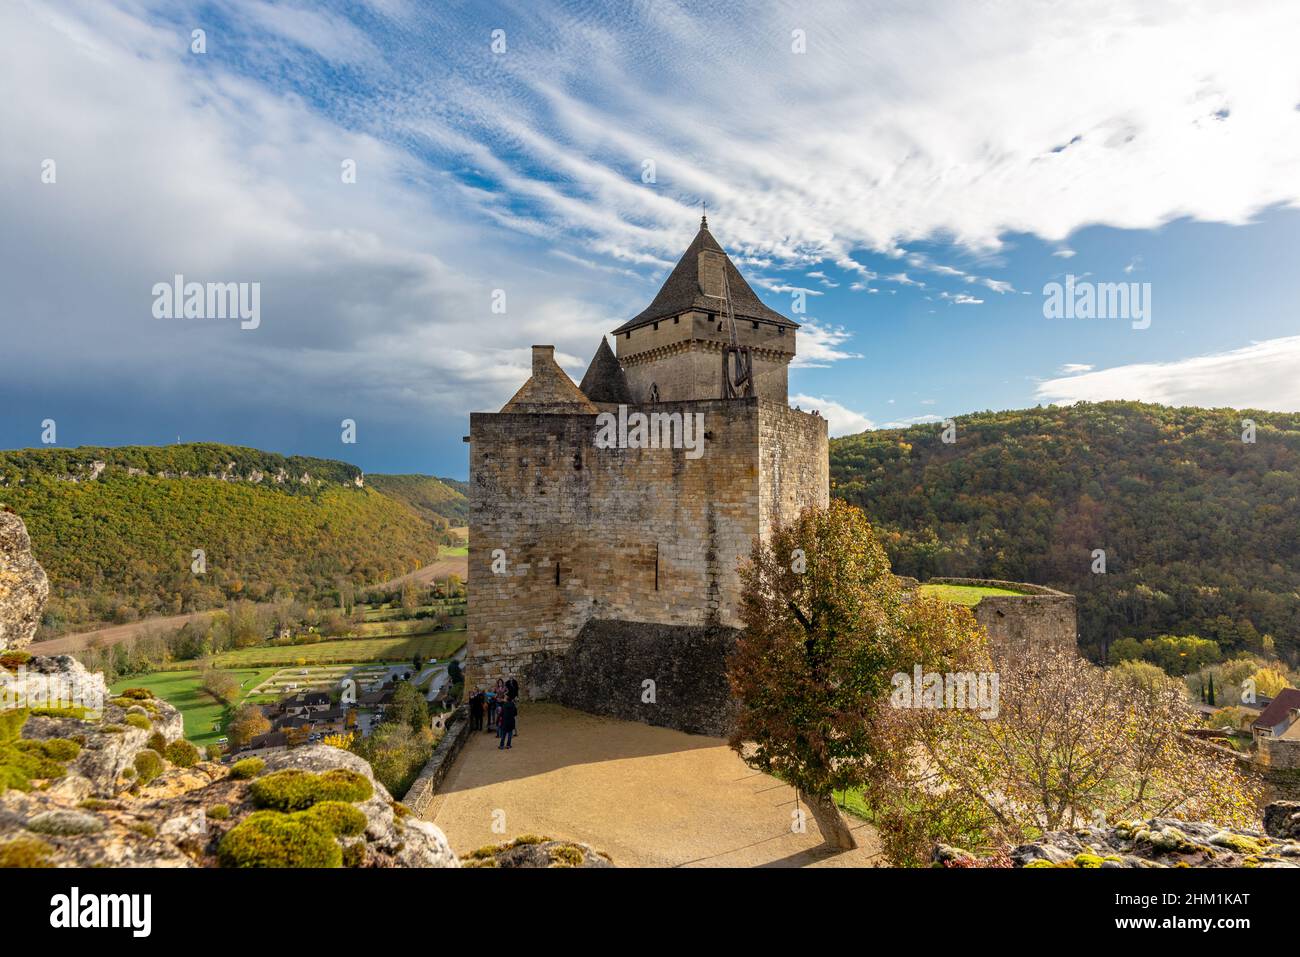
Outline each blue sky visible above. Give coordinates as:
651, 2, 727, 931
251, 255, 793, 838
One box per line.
3, 0, 1299, 477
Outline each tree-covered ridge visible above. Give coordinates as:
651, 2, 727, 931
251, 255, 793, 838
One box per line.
830, 401, 1300, 662
0, 443, 361, 488
1, 470, 437, 635
367, 474, 468, 526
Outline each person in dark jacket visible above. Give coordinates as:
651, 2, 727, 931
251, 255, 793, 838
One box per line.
468, 689, 484, 731
505, 677, 520, 735
497, 695, 517, 750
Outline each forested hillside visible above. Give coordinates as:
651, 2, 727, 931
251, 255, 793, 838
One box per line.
367, 473, 468, 527
0, 445, 440, 636
830, 402, 1300, 662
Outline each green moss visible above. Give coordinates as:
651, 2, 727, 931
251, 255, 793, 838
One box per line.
0, 708, 27, 743
1210, 832, 1267, 855
26, 810, 106, 836
249, 768, 373, 811
145, 732, 167, 753
511, 834, 546, 847
462, 856, 499, 868
1073, 853, 1106, 868
548, 844, 586, 868
300, 801, 368, 837
468, 842, 506, 860
341, 842, 366, 868
15, 738, 81, 762
117, 688, 155, 700
124, 714, 151, 731
0, 836, 54, 868
1023, 859, 1057, 868
130, 822, 157, 839
77, 798, 119, 811
133, 749, 163, 786
208, 804, 230, 821
164, 739, 201, 768
217, 810, 344, 868
0, 650, 32, 670
228, 757, 266, 780
30, 706, 89, 721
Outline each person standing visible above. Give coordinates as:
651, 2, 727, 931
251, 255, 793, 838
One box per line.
505, 676, 520, 735
468, 689, 484, 732
497, 694, 517, 750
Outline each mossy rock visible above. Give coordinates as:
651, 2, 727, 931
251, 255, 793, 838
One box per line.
548, 844, 587, 867
133, 749, 163, 786
0, 709, 28, 744
1209, 832, 1267, 856
0, 650, 32, 671
26, 809, 106, 836
217, 811, 344, 868
117, 688, 155, 700
164, 739, 201, 768
229, 757, 266, 780
0, 836, 54, 868
124, 714, 152, 731
146, 732, 167, 754
300, 801, 368, 837
208, 804, 231, 821
248, 768, 373, 811
30, 706, 89, 721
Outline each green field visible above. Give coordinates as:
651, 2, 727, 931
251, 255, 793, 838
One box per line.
109, 667, 279, 746
917, 583, 1025, 606
200, 632, 465, 669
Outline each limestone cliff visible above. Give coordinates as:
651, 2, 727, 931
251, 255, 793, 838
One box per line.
0, 510, 48, 651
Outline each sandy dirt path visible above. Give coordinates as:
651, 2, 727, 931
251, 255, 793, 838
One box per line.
427, 702, 881, 868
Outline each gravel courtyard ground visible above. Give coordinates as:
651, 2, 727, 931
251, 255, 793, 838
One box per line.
426, 702, 881, 867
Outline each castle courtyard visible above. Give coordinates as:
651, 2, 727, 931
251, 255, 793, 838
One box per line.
425, 703, 881, 868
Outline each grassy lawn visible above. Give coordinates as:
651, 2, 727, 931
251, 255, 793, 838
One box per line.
201, 632, 465, 668
439, 545, 468, 557
109, 667, 279, 746
354, 618, 446, 638
918, 583, 1025, 606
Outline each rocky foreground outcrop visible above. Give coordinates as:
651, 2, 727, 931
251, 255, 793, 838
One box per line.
936, 804, 1300, 868
0, 510, 48, 651
0, 510, 456, 868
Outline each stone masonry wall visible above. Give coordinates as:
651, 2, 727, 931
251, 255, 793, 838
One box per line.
929, 577, 1078, 655
466, 398, 829, 697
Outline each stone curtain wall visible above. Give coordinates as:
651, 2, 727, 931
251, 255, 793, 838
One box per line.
530, 619, 741, 737
929, 577, 1078, 654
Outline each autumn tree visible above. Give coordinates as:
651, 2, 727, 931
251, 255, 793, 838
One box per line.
728, 500, 988, 849
225, 703, 270, 749
201, 667, 240, 705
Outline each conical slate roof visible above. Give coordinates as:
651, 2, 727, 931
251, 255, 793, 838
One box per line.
578, 337, 633, 404
612, 219, 797, 335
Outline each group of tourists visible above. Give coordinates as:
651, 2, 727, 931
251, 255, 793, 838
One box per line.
468, 677, 519, 750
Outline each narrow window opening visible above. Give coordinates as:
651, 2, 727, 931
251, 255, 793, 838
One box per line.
654, 544, 660, 591
555, 561, 561, 587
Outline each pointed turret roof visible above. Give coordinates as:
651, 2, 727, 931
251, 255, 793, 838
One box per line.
578, 337, 633, 404
612, 218, 797, 335
501, 345, 598, 414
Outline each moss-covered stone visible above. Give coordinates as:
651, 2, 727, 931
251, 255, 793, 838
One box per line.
164, 739, 200, 768
123, 713, 152, 731
248, 768, 373, 811
208, 804, 231, 820
300, 801, 368, 837
228, 757, 266, 780
0, 836, 54, 868
217, 810, 344, 868
133, 749, 163, 786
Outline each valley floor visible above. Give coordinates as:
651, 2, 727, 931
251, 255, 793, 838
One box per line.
426, 702, 881, 867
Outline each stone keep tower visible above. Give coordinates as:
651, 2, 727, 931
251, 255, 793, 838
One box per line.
465, 219, 829, 715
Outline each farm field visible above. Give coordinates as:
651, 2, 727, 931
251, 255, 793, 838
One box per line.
109, 667, 279, 746
197, 632, 465, 669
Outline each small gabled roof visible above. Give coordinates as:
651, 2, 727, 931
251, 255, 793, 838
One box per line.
578, 338, 633, 404
1253, 687, 1300, 731
501, 345, 599, 414
612, 218, 796, 335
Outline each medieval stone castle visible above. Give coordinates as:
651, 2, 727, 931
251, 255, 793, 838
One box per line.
464, 219, 829, 730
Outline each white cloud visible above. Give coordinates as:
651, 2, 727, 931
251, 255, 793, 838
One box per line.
1058, 363, 1095, 374
790, 319, 863, 367
789, 394, 873, 437
1036, 337, 1300, 410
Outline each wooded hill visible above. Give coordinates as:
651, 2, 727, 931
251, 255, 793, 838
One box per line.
830, 401, 1300, 663
0, 444, 467, 637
